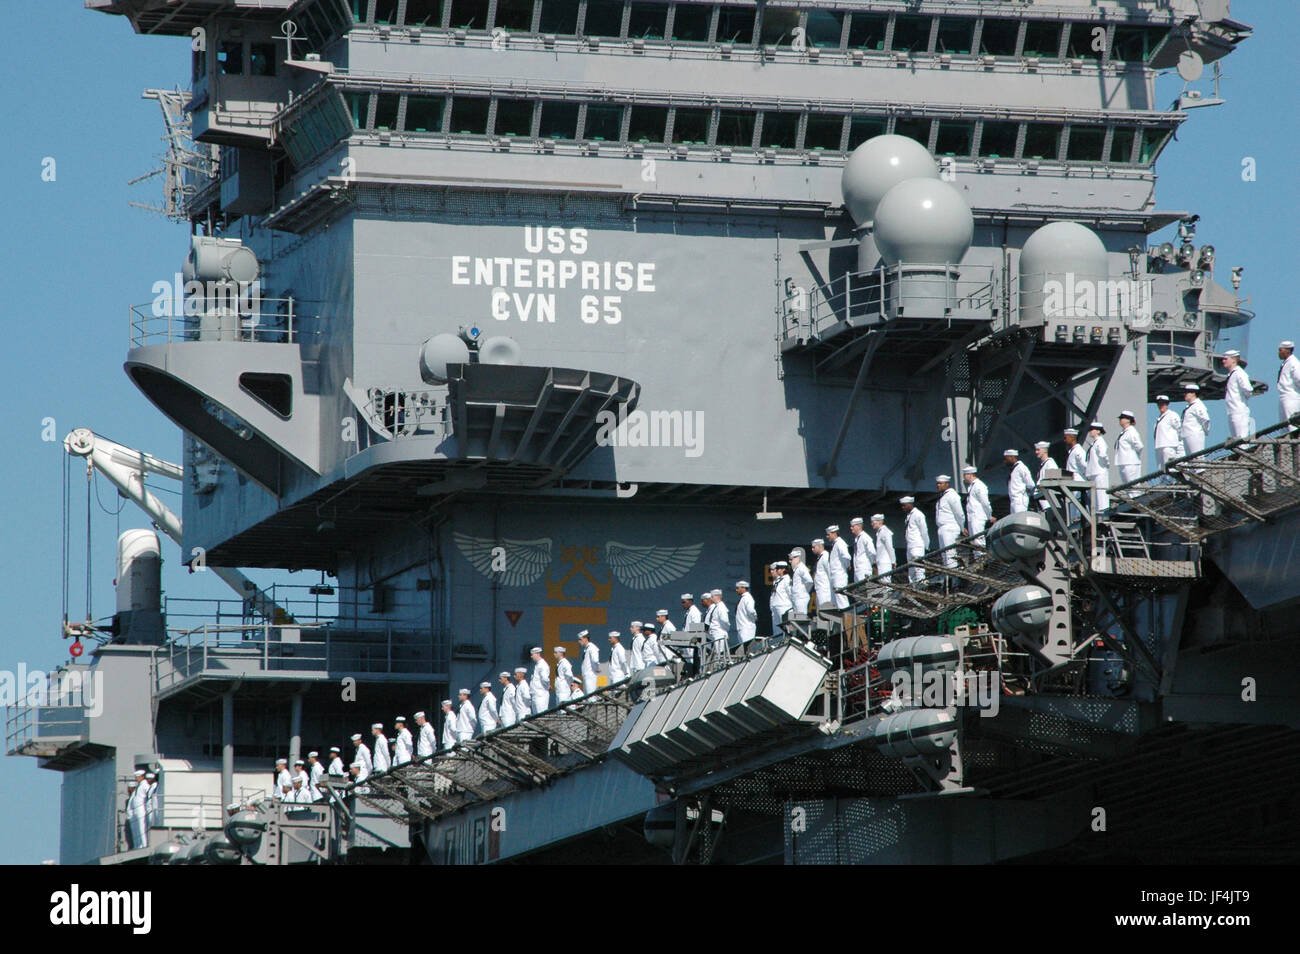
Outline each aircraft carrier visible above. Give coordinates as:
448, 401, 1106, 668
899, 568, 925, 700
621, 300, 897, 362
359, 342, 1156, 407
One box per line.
10, 0, 1299, 865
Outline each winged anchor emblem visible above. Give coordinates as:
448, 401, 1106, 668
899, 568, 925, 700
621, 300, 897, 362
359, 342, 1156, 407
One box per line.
452, 533, 553, 588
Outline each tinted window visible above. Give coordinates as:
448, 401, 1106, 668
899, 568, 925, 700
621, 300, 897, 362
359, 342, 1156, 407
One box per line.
495, 98, 534, 136
891, 16, 930, 53
847, 13, 887, 50
979, 121, 1018, 158
717, 6, 755, 44
1065, 22, 1105, 59
716, 109, 755, 147
805, 10, 844, 48
404, 0, 445, 27
1022, 122, 1059, 159
760, 8, 801, 46
374, 94, 400, 131
1109, 127, 1137, 163
405, 96, 445, 132
539, 0, 579, 34
847, 115, 886, 148
1022, 21, 1059, 57
450, 96, 491, 134
671, 107, 711, 144
538, 100, 580, 139
628, 105, 668, 142
1113, 25, 1166, 63
935, 121, 973, 156
935, 18, 972, 54
496, 0, 535, 31
670, 4, 711, 41
1066, 125, 1106, 161
628, 2, 668, 38
249, 43, 276, 77
372, 0, 399, 24
345, 92, 369, 127
585, 0, 624, 36
804, 113, 844, 151
760, 111, 799, 149
979, 18, 1018, 55
893, 117, 931, 147
218, 42, 243, 75
449, 0, 490, 28
584, 104, 623, 141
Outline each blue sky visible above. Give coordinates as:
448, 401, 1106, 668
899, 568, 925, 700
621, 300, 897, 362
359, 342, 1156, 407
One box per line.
0, 3, 1295, 863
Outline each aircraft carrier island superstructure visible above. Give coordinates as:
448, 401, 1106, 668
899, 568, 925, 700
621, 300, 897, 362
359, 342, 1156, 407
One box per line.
10, 0, 1299, 865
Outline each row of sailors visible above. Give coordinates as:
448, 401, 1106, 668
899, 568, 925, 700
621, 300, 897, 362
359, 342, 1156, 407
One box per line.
124, 769, 160, 848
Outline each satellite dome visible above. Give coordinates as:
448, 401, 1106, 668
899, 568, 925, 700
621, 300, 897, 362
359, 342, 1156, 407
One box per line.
419, 333, 471, 384
1020, 222, 1108, 284
873, 178, 974, 267
478, 336, 522, 366
841, 135, 939, 226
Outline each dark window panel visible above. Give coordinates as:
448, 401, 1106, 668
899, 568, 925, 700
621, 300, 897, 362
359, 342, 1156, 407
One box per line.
1022, 21, 1060, 57
1022, 122, 1060, 159
628, 104, 669, 142
760, 8, 801, 46
893, 116, 931, 147
979, 18, 1018, 55
449, 0, 490, 29
716, 6, 755, 44
585, 0, 625, 37
935, 18, 972, 54
847, 13, 887, 50
891, 16, 931, 53
345, 92, 369, 127
979, 121, 1018, 158
1066, 125, 1106, 161
760, 111, 799, 148
716, 109, 755, 147
935, 120, 973, 156
495, 98, 535, 136
670, 4, 711, 41
496, 0, 536, 31
450, 96, 491, 134
1065, 22, 1106, 59
1138, 128, 1169, 164
350, 0, 365, 22
217, 42, 243, 75
805, 10, 844, 48
372, 0, 400, 24
584, 104, 623, 141
538, 100, 580, 139
847, 115, 887, 148
1112, 25, 1166, 62
804, 113, 844, 151
628, 2, 669, 38
405, 96, 445, 132
671, 107, 710, 144
374, 93, 400, 131
1109, 126, 1137, 163
403, 0, 445, 27
249, 43, 277, 77
539, 1, 579, 34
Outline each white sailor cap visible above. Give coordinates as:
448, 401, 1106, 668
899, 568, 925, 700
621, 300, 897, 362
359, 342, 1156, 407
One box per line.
1183, 384, 1200, 392
515, 666, 529, 674
145, 772, 157, 779
414, 711, 426, 719
935, 474, 951, 482
738, 579, 751, 587
963, 465, 978, 474
630, 621, 642, 628
371, 723, 383, 730
1003, 448, 1019, 457
1034, 441, 1050, 450
457, 688, 470, 695
308, 751, 319, 758
607, 631, 620, 639
1282, 341, 1295, 349
850, 516, 863, 526
871, 514, 885, 522
577, 629, 590, 638
227, 801, 243, 812
292, 775, 304, 784
480, 681, 491, 689
899, 496, 915, 504
825, 524, 840, 533
812, 538, 825, 546
329, 746, 340, 753
711, 588, 723, 596
1089, 420, 1106, 430
275, 758, 288, 765
656, 609, 669, 616
788, 548, 802, 558
680, 593, 693, 600
1224, 349, 1241, 357
554, 645, 567, 653
294, 760, 305, 767
499, 672, 511, 679
1155, 394, 1170, 403
530, 646, 543, 654
134, 769, 147, 776
1118, 410, 1136, 421
775, 561, 789, 569
350, 734, 362, 742
1063, 428, 1078, 437
440, 699, 453, 707
394, 715, 406, 723
643, 623, 654, 630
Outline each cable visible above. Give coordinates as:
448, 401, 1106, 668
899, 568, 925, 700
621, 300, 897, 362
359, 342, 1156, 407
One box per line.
61, 454, 70, 627
85, 464, 93, 623
92, 471, 128, 516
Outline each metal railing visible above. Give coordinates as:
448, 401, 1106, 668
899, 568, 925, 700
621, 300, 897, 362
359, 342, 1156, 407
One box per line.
163, 583, 340, 628
130, 297, 308, 348
5, 668, 96, 757
114, 790, 264, 855
352, 387, 452, 446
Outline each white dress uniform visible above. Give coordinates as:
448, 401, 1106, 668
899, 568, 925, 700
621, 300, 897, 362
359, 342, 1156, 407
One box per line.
629, 632, 648, 671
478, 692, 500, 733
609, 642, 630, 682
1007, 461, 1035, 514
645, 630, 665, 664
275, 767, 293, 800
513, 680, 532, 721
393, 728, 413, 766
706, 600, 731, 653
555, 657, 574, 702
440, 713, 458, 750
965, 479, 992, 536
657, 619, 678, 661
791, 562, 813, 612
1279, 353, 1300, 427
499, 683, 517, 727
874, 525, 895, 574
372, 734, 391, 773
851, 531, 876, 582
1225, 365, 1254, 438
416, 722, 436, 758
353, 744, 372, 777
828, 537, 852, 609
735, 591, 757, 644
144, 780, 159, 829
581, 642, 601, 694
1153, 408, 1184, 467
904, 509, 929, 584
684, 604, 702, 629
456, 700, 478, 741
328, 755, 345, 777
1036, 457, 1059, 509
129, 781, 150, 846
1065, 443, 1087, 479
1181, 399, 1211, 455
1085, 435, 1111, 510
531, 658, 551, 712
769, 577, 792, 634
1115, 426, 1144, 484
813, 553, 834, 608
309, 761, 325, 799
935, 487, 965, 567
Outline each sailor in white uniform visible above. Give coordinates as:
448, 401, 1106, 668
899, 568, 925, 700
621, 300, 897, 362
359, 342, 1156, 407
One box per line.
608, 631, 630, 683
287, 775, 311, 809
1278, 341, 1300, 429
1033, 442, 1059, 509
478, 682, 500, 733
1181, 385, 1211, 455
643, 623, 664, 664
126, 770, 148, 848
513, 668, 532, 721
706, 589, 731, 657
900, 497, 929, 584
734, 581, 757, 649
1005, 449, 1035, 514
350, 734, 372, 777
569, 677, 585, 701
292, 760, 309, 794
439, 700, 458, 750
492, 674, 514, 728
370, 723, 391, 773
934, 475, 965, 568
962, 466, 992, 537
788, 548, 814, 613
307, 751, 325, 800
1114, 411, 1144, 484
390, 718, 413, 767
681, 594, 702, 630
768, 566, 793, 640
327, 746, 345, 779
144, 772, 160, 829
529, 646, 551, 712
554, 647, 575, 702
849, 517, 876, 582
1085, 421, 1111, 511
349, 759, 369, 788
578, 630, 601, 694
810, 539, 834, 609
654, 611, 678, 664
414, 712, 437, 758
456, 689, 478, 741
1222, 350, 1254, 439
871, 515, 895, 574
1063, 428, 1087, 479
273, 758, 292, 801
1152, 395, 1184, 468
629, 621, 648, 672
825, 526, 852, 609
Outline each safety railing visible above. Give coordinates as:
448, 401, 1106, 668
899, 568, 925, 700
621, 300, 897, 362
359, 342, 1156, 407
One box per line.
114, 790, 265, 854
4, 668, 96, 757
352, 387, 452, 446
163, 583, 340, 628
130, 297, 310, 348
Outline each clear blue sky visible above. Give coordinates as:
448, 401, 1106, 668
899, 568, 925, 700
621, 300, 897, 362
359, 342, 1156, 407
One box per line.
0, 3, 1296, 864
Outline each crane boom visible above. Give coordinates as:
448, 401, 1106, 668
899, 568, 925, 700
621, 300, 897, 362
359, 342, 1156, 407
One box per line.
63, 428, 288, 623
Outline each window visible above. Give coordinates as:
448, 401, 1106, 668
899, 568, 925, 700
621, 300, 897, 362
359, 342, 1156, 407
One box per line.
1066, 125, 1106, 162
345, 92, 369, 128
760, 111, 799, 149
1137, 128, 1169, 164
847, 13, 887, 51
404, 0, 445, 27
1022, 122, 1059, 160
979, 18, 1018, 56
218, 41, 244, 75
1022, 21, 1060, 57
350, 0, 366, 22
628, 105, 668, 142
935, 18, 972, 55
935, 121, 974, 157
716, 109, 755, 147
1065, 23, 1105, 60
372, 0, 400, 24
496, 0, 535, 31
538, 101, 580, 139
847, 115, 886, 148
979, 121, 1018, 158
495, 98, 535, 136
760, 8, 801, 46
804, 113, 844, 151
450, 96, 491, 134
671, 107, 710, 144
373, 94, 399, 131
805, 10, 844, 48
628, 2, 668, 38
1112, 25, 1166, 63
893, 117, 931, 147
1109, 126, 1137, 163
716, 6, 755, 44
584, 0, 625, 37
249, 43, 277, 77
240, 373, 292, 418
405, 96, 445, 132
449, 0, 490, 29
584, 104, 623, 141
539, 0, 579, 34
670, 4, 711, 42
891, 16, 931, 54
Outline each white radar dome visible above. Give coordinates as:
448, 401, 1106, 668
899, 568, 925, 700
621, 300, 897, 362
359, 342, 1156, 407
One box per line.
478, 336, 522, 366
1020, 222, 1108, 284
841, 135, 940, 226
873, 178, 974, 267
419, 333, 471, 385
